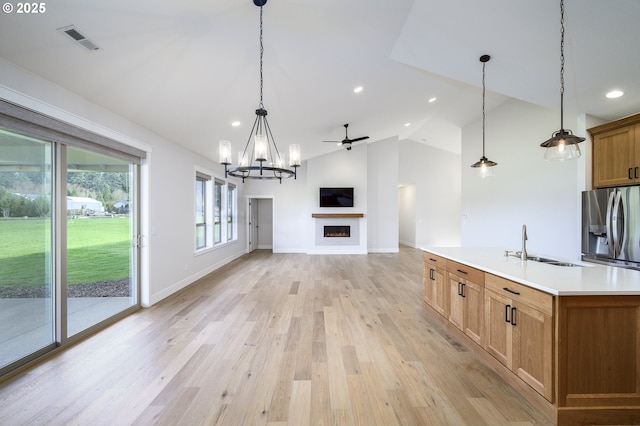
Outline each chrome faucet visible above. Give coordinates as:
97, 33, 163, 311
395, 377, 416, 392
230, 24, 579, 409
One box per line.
503, 224, 529, 261
520, 224, 528, 261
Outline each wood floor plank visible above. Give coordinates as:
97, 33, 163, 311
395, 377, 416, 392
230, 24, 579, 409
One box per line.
0, 247, 554, 425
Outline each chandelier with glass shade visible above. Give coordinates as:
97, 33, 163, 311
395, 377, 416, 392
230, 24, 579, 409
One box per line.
219, 0, 301, 182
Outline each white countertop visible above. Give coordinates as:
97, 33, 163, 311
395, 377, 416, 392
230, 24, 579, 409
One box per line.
421, 247, 640, 296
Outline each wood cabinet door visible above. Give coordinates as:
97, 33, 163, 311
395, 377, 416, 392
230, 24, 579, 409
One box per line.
512, 302, 554, 401
484, 289, 512, 369
463, 280, 484, 347
432, 266, 447, 317
422, 264, 434, 306
593, 126, 635, 188
448, 273, 464, 331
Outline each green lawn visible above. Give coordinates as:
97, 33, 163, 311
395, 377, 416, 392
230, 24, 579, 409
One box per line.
0, 217, 131, 287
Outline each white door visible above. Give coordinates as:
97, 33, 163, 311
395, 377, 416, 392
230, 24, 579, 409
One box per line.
247, 197, 273, 252
248, 199, 258, 253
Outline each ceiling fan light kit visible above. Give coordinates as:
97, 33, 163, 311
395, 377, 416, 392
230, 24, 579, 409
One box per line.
540, 0, 585, 161
471, 54, 497, 178
219, 0, 301, 183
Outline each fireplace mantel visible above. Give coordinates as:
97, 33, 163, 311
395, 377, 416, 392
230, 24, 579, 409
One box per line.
311, 213, 364, 218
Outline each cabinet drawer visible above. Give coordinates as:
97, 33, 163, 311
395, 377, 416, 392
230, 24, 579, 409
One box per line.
485, 273, 553, 316
423, 252, 447, 268
447, 260, 485, 285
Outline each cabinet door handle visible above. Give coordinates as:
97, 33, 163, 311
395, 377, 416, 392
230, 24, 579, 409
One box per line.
630, 168, 634, 180
430, 268, 435, 280
456, 269, 468, 275
505, 304, 511, 323
461, 282, 466, 298
635, 166, 639, 179
457, 282, 462, 296
503, 287, 521, 296
511, 307, 517, 326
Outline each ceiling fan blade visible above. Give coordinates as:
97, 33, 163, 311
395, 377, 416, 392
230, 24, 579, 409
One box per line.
349, 136, 369, 143
322, 140, 341, 143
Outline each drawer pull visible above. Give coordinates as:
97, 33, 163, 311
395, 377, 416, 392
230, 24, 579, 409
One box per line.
456, 269, 468, 275
503, 287, 521, 296
429, 258, 437, 262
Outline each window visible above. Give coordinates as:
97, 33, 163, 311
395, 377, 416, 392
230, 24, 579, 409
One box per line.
195, 172, 209, 250
227, 183, 236, 241
214, 178, 223, 244
196, 174, 236, 250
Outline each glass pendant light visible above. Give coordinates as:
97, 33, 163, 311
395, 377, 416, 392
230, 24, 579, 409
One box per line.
471, 54, 497, 178
540, 0, 585, 161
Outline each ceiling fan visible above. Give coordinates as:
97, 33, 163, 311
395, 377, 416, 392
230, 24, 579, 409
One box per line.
323, 123, 369, 150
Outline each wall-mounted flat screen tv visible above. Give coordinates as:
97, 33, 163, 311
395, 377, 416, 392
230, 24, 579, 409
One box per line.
319, 187, 354, 207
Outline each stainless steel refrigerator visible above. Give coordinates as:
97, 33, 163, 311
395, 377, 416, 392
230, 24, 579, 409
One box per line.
582, 186, 640, 270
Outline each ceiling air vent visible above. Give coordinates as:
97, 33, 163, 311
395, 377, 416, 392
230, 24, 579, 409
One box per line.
57, 25, 100, 52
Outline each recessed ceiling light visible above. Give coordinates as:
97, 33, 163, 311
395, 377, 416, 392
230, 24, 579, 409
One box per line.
404, 122, 411, 127
428, 97, 437, 103
353, 86, 364, 94
231, 121, 241, 127
605, 90, 624, 99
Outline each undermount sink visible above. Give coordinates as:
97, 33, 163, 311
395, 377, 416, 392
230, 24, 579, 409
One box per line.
526, 256, 557, 263
526, 256, 584, 267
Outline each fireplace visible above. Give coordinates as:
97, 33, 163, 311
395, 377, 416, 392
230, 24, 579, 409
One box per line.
324, 225, 350, 238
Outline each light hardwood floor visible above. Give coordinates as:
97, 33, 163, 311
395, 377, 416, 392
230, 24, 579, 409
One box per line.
0, 247, 553, 425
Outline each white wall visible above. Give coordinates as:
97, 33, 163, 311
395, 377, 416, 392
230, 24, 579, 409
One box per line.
399, 139, 462, 247
398, 184, 416, 247
367, 137, 399, 252
306, 143, 368, 254
461, 98, 583, 260
0, 58, 247, 307
243, 165, 310, 253
256, 198, 273, 249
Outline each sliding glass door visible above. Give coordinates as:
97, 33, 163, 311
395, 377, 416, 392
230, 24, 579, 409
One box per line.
66, 146, 138, 337
0, 118, 140, 374
0, 127, 55, 368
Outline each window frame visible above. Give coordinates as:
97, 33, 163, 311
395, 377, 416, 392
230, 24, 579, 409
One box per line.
195, 172, 237, 252
195, 173, 209, 250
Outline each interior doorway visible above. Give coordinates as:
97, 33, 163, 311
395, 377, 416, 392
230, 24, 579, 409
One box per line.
247, 196, 274, 253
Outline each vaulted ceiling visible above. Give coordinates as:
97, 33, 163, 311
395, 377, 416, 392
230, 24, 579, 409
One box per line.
0, 0, 638, 161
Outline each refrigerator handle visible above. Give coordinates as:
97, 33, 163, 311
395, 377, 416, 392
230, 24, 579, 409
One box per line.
612, 190, 624, 258
606, 191, 616, 259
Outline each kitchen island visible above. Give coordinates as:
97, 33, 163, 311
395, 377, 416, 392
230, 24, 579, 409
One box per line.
421, 247, 640, 425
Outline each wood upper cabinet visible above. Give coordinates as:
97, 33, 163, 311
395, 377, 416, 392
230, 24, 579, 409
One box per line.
484, 274, 554, 402
589, 113, 640, 188
422, 252, 447, 317
447, 261, 484, 347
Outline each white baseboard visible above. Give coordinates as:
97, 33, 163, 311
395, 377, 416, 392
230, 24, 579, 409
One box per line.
147, 250, 246, 306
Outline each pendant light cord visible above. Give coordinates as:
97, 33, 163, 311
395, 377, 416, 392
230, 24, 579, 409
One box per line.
259, 5, 264, 108
559, 0, 565, 130
482, 59, 486, 157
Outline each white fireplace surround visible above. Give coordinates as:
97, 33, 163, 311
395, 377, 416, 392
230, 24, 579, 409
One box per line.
309, 213, 366, 254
